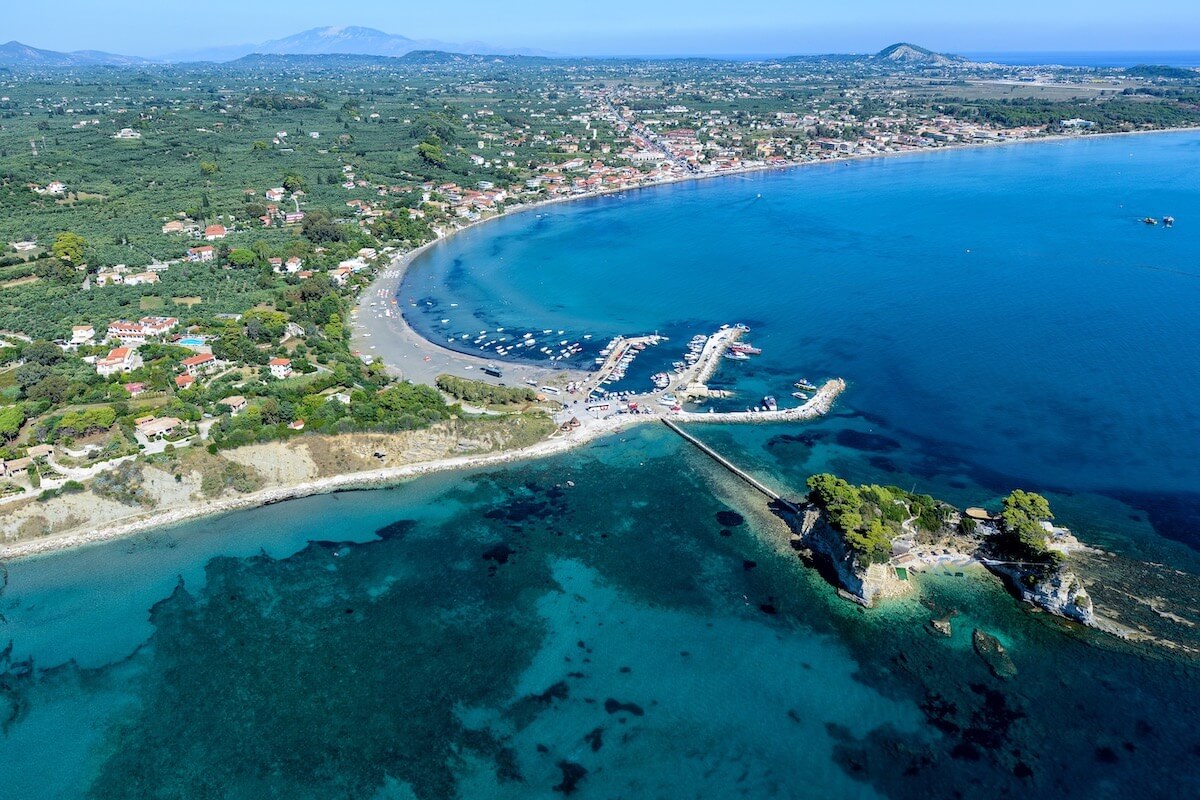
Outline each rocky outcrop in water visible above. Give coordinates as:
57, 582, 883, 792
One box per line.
985, 561, 1096, 627
972, 629, 1018, 679
792, 510, 905, 607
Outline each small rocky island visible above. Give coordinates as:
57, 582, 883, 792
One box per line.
790, 474, 1096, 628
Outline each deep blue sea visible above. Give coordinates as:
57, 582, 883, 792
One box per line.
3, 133, 1200, 799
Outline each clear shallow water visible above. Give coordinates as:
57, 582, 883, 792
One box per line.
403, 132, 1200, 545
5, 134, 1200, 798
3, 428, 1200, 799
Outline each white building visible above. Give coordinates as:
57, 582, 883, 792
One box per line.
96, 347, 142, 376
269, 358, 293, 379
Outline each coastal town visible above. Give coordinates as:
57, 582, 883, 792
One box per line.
3, 13, 1200, 799
1, 45, 1198, 554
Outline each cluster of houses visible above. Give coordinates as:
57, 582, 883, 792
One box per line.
261, 187, 306, 226
269, 256, 305, 274
0, 445, 53, 481
73, 312, 296, 393
599, 89, 1049, 169
162, 220, 227, 240
94, 263, 168, 287
81, 316, 177, 377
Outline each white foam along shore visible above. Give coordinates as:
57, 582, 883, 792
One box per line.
7, 127, 1195, 562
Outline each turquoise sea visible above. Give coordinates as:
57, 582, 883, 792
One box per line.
4, 133, 1200, 798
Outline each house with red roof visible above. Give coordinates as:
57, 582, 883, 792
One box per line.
96, 347, 142, 377
107, 321, 147, 345
269, 357, 292, 379
188, 245, 215, 262
181, 353, 218, 376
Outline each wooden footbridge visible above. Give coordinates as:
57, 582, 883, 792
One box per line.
662, 418, 801, 514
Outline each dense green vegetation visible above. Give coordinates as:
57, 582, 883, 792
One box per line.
206, 379, 457, 449
806, 474, 1060, 570
1125, 65, 1198, 80
996, 489, 1059, 564
436, 374, 537, 406
935, 97, 1200, 131
806, 473, 952, 564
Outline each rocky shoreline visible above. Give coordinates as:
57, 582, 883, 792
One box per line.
784, 480, 1117, 637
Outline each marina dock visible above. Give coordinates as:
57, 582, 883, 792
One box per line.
681, 325, 745, 393
582, 333, 666, 394
557, 322, 845, 435
673, 378, 846, 423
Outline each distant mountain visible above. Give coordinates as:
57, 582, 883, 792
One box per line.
0, 40, 152, 67
167, 26, 556, 63
225, 50, 552, 72
256, 26, 430, 57
875, 43, 963, 66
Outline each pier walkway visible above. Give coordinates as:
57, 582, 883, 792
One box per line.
580, 334, 665, 395
662, 417, 801, 514
673, 378, 845, 424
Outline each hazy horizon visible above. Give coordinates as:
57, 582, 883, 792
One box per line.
5, 0, 1200, 59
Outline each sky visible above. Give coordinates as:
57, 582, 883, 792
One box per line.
6, 0, 1200, 57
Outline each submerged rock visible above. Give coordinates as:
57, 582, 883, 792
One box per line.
603, 698, 645, 716
715, 510, 745, 527
972, 629, 1018, 680
929, 617, 953, 638
553, 760, 588, 795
